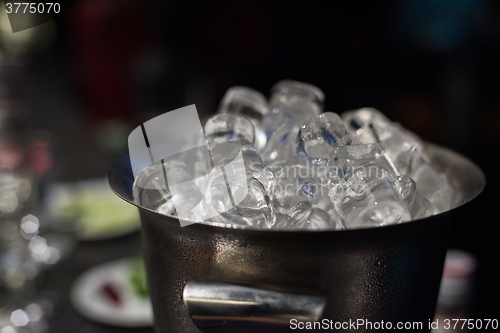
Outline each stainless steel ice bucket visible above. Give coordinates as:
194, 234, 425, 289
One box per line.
108, 143, 484, 333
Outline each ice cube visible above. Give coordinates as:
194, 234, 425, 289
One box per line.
410, 161, 453, 213
200, 116, 276, 227
272, 164, 340, 220
341, 107, 423, 163
187, 147, 250, 224
218, 86, 267, 121
392, 145, 418, 175
204, 114, 267, 184
234, 178, 276, 228
134, 160, 204, 220
273, 164, 322, 209
218, 86, 268, 150
200, 173, 275, 228
328, 143, 399, 180
260, 80, 324, 138
398, 175, 437, 219
261, 123, 300, 166
210, 141, 259, 169
342, 109, 453, 213
388, 145, 453, 213
208, 141, 272, 192
297, 112, 352, 165
163, 160, 205, 220
274, 201, 344, 230
341, 107, 391, 144
133, 162, 171, 210
204, 114, 255, 146
325, 145, 352, 181
174, 131, 211, 180
332, 164, 411, 228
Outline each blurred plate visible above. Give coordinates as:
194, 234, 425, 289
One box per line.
46, 178, 140, 241
70, 258, 153, 327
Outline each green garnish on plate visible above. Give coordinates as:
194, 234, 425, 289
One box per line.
129, 258, 149, 299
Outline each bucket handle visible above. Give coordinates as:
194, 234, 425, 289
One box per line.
183, 279, 327, 331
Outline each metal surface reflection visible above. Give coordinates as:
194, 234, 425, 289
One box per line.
183, 280, 326, 330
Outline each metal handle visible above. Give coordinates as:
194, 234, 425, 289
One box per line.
183, 280, 327, 331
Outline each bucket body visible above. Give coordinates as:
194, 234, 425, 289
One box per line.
109, 143, 484, 333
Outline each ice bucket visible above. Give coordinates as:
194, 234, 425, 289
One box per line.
108, 143, 484, 333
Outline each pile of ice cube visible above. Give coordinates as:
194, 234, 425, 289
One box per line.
133, 80, 453, 230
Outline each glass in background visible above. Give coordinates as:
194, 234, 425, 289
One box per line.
0, 55, 74, 333
432, 249, 477, 333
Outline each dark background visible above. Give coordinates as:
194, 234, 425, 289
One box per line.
1, 0, 499, 331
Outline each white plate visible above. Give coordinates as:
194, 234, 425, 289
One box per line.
70, 258, 153, 327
